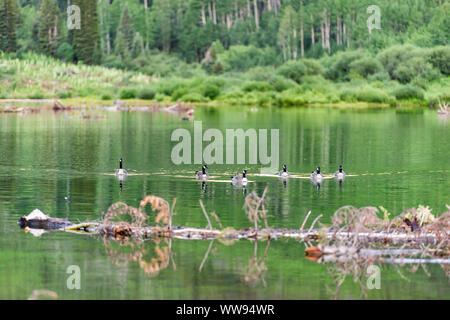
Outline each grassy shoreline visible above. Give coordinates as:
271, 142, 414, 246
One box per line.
1, 52, 448, 109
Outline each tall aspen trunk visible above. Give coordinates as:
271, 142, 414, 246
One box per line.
201, 6, 206, 25
293, 29, 297, 60
326, 13, 331, 55
320, 22, 325, 48
226, 14, 232, 30
300, 21, 304, 57
253, 0, 259, 29
208, 1, 212, 20
212, 0, 217, 24
336, 16, 341, 45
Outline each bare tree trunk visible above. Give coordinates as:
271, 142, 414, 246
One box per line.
106, 31, 111, 56
320, 21, 325, 49
201, 6, 206, 25
212, 0, 217, 24
310, 14, 315, 45
336, 15, 341, 45
300, 21, 304, 58
267, 0, 272, 11
253, 0, 259, 29
208, 1, 212, 20
292, 29, 297, 60
247, 0, 251, 17
326, 13, 331, 55
226, 14, 232, 30
144, 0, 149, 49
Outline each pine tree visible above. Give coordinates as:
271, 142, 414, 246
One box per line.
73, 0, 101, 64
116, 4, 135, 53
180, 0, 205, 62
0, 0, 19, 53
38, 0, 60, 56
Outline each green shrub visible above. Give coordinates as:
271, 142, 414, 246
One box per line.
339, 87, 390, 103
349, 57, 383, 78
302, 59, 324, 76
101, 93, 112, 100
158, 79, 184, 96
377, 45, 422, 78
368, 71, 391, 82
138, 88, 156, 100
277, 60, 307, 84
325, 50, 366, 81
271, 76, 298, 92
119, 88, 138, 99
57, 91, 72, 99
242, 81, 273, 92
56, 43, 74, 62
181, 92, 208, 102
277, 89, 308, 106
171, 87, 189, 100
28, 90, 45, 99
393, 85, 424, 100
219, 45, 277, 72
200, 83, 221, 99
427, 46, 450, 75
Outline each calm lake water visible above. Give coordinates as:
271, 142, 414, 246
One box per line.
0, 106, 449, 299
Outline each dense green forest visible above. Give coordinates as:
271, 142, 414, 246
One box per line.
0, 0, 449, 105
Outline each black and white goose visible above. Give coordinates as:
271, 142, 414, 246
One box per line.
279, 164, 290, 178
310, 166, 323, 185
232, 169, 248, 186
195, 165, 209, 180
334, 165, 346, 181
115, 158, 128, 178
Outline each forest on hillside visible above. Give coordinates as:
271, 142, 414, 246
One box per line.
1, 0, 448, 69
0, 0, 448, 105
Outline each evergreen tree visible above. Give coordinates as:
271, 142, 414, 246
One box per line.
72, 0, 101, 64
0, 0, 19, 53
38, 0, 60, 56
116, 4, 135, 53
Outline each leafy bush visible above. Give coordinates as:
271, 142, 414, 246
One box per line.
28, 90, 45, 99
393, 85, 424, 100
138, 88, 156, 100
277, 89, 308, 106
339, 87, 391, 103
242, 81, 273, 92
349, 57, 383, 78
302, 59, 324, 76
101, 93, 112, 100
181, 92, 208, 102
271, 76, 298, 92
325, 50, 366, 81
368, 71, 391, 82
57, 91, 72, 99
119, 88, 138, 99
158, 79, 185, 96
427, 46, 450, 75
219, 45, 277, 72
277, 60, 307, 84
171, 87, 190, 100
200, 83, 221, 99
56, 43, 74, 62
377, 45, 421, 78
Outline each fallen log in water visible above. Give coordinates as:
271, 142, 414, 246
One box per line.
18, 195, 449, 251
18, 210, 448, 247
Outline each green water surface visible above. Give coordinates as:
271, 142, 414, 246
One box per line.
0, 106, 449, 299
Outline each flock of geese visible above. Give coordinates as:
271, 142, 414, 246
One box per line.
115, 158, 346, 189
